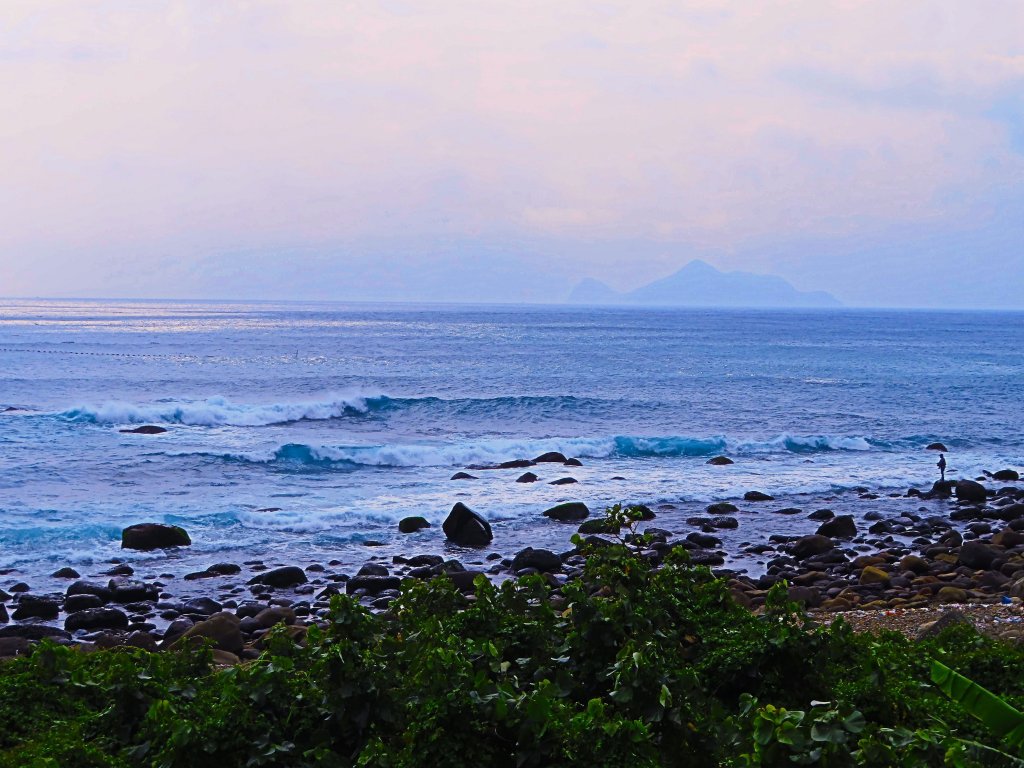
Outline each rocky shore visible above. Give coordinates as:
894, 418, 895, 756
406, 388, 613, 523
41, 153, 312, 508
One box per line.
1, 459, 1022, 661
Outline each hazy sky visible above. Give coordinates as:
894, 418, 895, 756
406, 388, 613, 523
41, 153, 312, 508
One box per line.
1, 1, 1022, 307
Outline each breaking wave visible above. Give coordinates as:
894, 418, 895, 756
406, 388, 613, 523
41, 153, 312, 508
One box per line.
167, 433, 884, 469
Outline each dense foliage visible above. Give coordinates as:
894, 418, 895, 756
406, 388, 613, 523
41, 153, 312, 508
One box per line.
3, 509, 1024, 767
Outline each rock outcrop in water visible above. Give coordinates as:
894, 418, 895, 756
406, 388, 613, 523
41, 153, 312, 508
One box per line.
119, 425, 168, 434
443, 503, 493, 545
121, 523, 191, 550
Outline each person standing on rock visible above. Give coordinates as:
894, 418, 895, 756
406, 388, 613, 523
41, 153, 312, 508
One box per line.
937, 453, 947, 482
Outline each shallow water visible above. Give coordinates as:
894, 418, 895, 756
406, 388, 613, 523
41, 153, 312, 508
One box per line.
1, 299, 1022, 590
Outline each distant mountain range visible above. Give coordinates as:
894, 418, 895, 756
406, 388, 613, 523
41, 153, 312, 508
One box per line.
567, 260, 841, 308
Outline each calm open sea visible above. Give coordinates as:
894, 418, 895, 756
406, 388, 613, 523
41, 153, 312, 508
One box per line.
1, 299, 1022, 585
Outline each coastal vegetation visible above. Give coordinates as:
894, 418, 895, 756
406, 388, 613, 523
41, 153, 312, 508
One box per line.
1, 508, 1023, 767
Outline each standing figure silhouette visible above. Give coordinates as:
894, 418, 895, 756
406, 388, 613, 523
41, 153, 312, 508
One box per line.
937, 453, 947, 483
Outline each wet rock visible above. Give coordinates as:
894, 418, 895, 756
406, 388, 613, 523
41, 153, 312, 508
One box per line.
510, 548, 561, 573
170, 612, 243, 654
12, 595, 59, 621
121, 523, 191, 551
816, 515, 857, 539
251, 606, 296, 630
516, 472, 539, 483
208, 563, 241, 575
787, 585, 822, 608
163, 617, 195, 645
773, 507, 802, 516
926, 442, 948, 451
51, 567, 80, 579
183, 597, 222, 616
744, 491, 774, 501
399, 516, 431, 533
630, 505, 657, 521
710, 516, 738, 529
542, 502, 590, 522
9, 583, 29, 593
0, 637, 30, 657
790, 535, 835, 560
577, 518, 621, 534
564, 458, 583, 467
125, 630, 158, 651
706, 456, 734, 465
450, 472, 476, 480
443, 502, 494, 546
346, 576, 402, 595
549, 477, 578, 485
929, 480, 955, 497
248, 566, 308, 589
119, 425, 168, 434
958, 540, 997, 570
65, 607, 129, 632
108, 578, 158, 603
533, 451, 568, 463
707, 502, 738, 514
993, 469, 1020, 482
955, 480, 988, 504
0, 604, 7, 623
687, 532, 722, 549
67, 581, 112, 603
807, 509, 833, 521
65, 594, 104, 612
357, 563, 389, 577
0, 624, 70, 641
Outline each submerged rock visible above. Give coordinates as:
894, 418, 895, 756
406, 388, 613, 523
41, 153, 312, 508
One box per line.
744, 491, 774, 501
926, 442, 948, 451
121, 523, 191, 551
248, 566, 308, 588
450, 472, 476, 480
442, 503, 494, 546
706, 456, 734, 466
993, 469, 1020, 482
398, 516, 431, 533
543, 502, 590, 522
119, 425, 168, 434
516, 472, 539, 483
533, 451, 568, 463
549, 477, 578, 485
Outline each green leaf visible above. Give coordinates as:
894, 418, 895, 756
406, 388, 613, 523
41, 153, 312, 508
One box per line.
931, 659, 1024, 748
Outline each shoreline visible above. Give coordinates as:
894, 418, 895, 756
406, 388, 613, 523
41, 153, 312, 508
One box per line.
1, 470, 1023, 656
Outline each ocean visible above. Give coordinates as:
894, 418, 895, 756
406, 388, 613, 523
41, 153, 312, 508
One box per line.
1, 299, 1022, 590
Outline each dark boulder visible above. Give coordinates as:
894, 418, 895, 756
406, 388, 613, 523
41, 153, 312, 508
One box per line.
0, 624, 70, 642
65, 594, 104, 612
346, 576, 402, 595
929, 480, 955, 497
398, 516, 431, 533
958, 540, 997, 570
121, 523, 191, 550
108, 578, 158, 603
926, 442, 948, 451
12, 596, 59, 621
686, 532, 722, 549
66, 581, 112, 603
807, 509, 834, 521
816, 515, 856, 539
65, 607, 129, 633
955, 480, 988, 503
442, 503, 494, 546
707, 502, 738, 514
119, 425, 168, 434
993, 469, 1020, 482
51, 567, 80, 579
629, 505, 657, 521
549, 477, 578, 485
790, 535, 835, 560
706, 456, 734, 465
577, 518, 621, 534
516, 472, 539, 483
709, 516, 738, 529
183, 597, 222, 616
170, 613, 243, 654
510, 547, 562, 573
542, 502, 590, 522
744, 491, 774, 501
533, 451, 568, 463
248, 566, 308, 588
564, 458, 583, 467
450, 472, 476, 480
207, 562, 241, 575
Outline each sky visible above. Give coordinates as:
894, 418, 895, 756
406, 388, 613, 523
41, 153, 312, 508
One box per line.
1, 1, 1022, 307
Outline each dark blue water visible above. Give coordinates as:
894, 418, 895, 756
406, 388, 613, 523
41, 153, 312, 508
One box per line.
1, 299, 1022, 584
